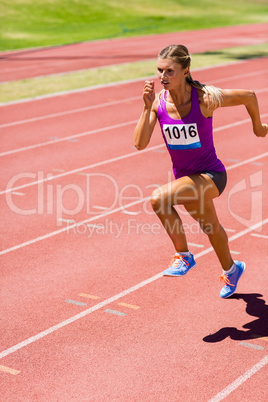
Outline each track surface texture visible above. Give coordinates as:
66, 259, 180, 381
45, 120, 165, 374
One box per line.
0, 24, 268, 401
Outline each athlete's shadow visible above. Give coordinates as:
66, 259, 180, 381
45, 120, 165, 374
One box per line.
203, 293, 268, 343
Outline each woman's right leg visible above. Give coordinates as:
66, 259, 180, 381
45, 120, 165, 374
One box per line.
150, 182, 188, 252
150, 174, 219, 252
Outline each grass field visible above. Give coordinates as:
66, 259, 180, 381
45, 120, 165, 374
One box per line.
1, 43, 267, 104
0, 0, 268, 51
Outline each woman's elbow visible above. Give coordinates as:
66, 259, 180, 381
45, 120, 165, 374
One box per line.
134, 141, 146, 151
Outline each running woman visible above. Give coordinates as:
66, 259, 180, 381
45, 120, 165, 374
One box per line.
134, 45, 267, 298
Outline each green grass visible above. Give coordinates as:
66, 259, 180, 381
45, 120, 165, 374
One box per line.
1, 43, 267, 104
0, 0, 268, 51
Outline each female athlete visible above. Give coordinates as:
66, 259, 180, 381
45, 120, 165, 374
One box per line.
134, 44, 267, 298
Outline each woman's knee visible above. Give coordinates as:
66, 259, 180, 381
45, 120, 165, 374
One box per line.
151, 187, 164, 212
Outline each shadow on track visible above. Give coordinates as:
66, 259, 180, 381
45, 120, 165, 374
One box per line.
203, 293, 268, 343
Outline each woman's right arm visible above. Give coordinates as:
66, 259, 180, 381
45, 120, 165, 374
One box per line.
134, 81, 158, 150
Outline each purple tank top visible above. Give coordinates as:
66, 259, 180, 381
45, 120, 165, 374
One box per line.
157, 86, 225, 179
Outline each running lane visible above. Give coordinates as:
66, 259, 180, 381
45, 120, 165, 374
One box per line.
0, 23, 267, 82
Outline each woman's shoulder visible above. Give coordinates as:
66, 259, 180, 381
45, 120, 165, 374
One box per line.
152, 90, 165, 113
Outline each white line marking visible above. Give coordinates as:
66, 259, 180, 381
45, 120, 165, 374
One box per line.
206, 69, 268, 86
251, 162, 264, 166
188, 242, 204, 248
224, 228, 236, 233
2, 148, 267, 196
0, 218, 267, 361
11, 191, 25, 196
87, 224, 103, 229
0, 76, 156, 107
214, 112, 268, 136
1, 114, 267, 195
104, 309, 126, 317
121, 210, 140, 215
230, 250, 241, 255
0, 142, 161, 194
225, 151, 268, 172
0, 96, 140, 128
251, 233, 268, 239
0, 154, 267, 256
0, 119, 138, 157
1, 100, 267, 158
65, 299, 87, 307
1, 60, 267, 107
57, 218, 75, 224
208, 355, 268, 402
93, 206, 109, 210
0, 197, 151, 256
239, 342, 264, 351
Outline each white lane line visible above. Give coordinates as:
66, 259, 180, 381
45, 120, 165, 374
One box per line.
239, 342, 264, 351
0, 119, 138, 157
87, 224, 103, 229
1, 102, 267, 158
1, 78, 267, 131
0, 197, 151, 256
121, 210, 140, 215
188, 242, 204, 248
0, 76, 156, 108
93, 206, 109, 210
225, 153, 268, 171
208, 355, 268, 402
57, 218, 75, 224
0, 96, 140, 128
214, 112, 268, 136
11, 191, 25, 196
1, 112, 267, 194
206, 70, 268, 86
251, 233, 268, 239
0, 147, 267, 257
0, 218, 267, 361
1, 59, 267, 107
0, 142, 162, 195
2, 148, 267, 196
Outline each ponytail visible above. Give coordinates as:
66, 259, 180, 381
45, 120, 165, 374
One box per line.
186, 72, 223, 109
158, 45, 223, 109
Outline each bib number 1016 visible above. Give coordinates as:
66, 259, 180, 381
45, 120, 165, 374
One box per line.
163, 123, 201, 149
164, 124, 197, 140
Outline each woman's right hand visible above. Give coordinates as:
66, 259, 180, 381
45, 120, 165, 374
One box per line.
143, 80, 155, 108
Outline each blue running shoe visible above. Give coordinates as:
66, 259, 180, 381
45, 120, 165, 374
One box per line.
220, 260, 246, 298
163, 252, 196, 276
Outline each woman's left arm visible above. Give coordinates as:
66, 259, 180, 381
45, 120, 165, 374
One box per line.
220, 89, 267, 137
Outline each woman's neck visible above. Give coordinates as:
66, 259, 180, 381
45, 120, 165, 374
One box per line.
168, 83, 192, 106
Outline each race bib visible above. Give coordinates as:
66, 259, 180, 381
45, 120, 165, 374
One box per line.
163, 123, 201, 149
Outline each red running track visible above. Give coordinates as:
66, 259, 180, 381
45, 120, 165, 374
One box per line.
0, 23, 267, 82
0, 57, 268, 400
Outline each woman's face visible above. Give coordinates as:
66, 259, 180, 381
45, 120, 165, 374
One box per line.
157, 58, 188, 90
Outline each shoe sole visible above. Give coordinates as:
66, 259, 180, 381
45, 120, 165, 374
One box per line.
163, 262, 196, 277
220, 261, 246, 298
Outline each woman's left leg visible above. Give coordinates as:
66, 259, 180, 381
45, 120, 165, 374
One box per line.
184, 199, 233, 271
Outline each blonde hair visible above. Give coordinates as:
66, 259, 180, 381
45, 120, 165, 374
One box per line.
158, 44, 222, 109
